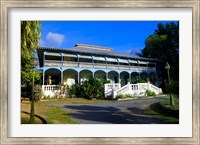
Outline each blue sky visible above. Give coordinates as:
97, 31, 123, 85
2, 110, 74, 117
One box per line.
40, 21, 175, 56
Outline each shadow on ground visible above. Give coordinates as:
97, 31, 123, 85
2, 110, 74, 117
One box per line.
63, 105, 164, 124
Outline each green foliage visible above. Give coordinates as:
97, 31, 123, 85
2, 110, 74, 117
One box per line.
70, 78, 107, 99
21, 21, 42, 98
138, 22, 179, 90
145, 89, 156, 97
101, 79, 111, 84
160, 96, 179, 110
165, 81, 179, 96
137, 78, 148, 83
116, 94, 125, 99
70, 84, 81, 98
144, 102, 179, 124
116, 94, 134, 99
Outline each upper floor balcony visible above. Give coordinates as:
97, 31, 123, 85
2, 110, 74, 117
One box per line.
43, 52, 156, 72
37, 45, 158, 72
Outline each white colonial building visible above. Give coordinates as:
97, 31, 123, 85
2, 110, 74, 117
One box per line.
37, 44, 161, 97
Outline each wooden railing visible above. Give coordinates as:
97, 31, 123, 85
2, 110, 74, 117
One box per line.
44, 60, 62, 67
107, 64, 119, 70
44, 60, 156, 71
63, 61, 78, 67
79, 62, 93, 68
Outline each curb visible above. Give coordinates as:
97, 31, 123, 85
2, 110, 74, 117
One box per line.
21, 111, 48, 124
159, 103, 179, 116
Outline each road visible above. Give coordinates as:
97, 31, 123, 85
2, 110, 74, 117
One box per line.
56, 97, 167, 124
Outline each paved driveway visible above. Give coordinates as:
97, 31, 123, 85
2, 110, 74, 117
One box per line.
56, 97, 167, 124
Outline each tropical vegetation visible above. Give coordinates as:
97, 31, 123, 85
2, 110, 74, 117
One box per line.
137, 22, 179, 95
21, 21, 42, 98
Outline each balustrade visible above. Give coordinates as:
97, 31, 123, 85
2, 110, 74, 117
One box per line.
62, 61, 78, 67
116, 85, 129, 95
44, 60, 62, 67
42, 85, 58, 91
44, 60, 156, 71
104, 83, 162, 98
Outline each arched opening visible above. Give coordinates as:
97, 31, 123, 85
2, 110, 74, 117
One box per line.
79, 70, 93, 83
149, 72, 156, 84
120, 71, 129, 87
140, 72, 148, 83
45, 68, 61, 85
94, 70, 106, 80
131, 72, 139, 84
108, 71, 119, 84
63, 69, 78, 86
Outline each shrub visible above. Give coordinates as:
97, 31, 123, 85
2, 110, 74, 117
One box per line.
116, 94, 125, 99
116, 94, 134, 99
70, 78, 106, 99
60, 84, 71, 98
71, 84, 81, 98
138, 78, 148, 83
145, 89, 156, 97
125, 94, 134, 98
101, 79, 111, 84
166, 81, 179, 96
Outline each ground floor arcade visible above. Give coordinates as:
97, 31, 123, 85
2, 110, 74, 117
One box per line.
43, 67, 157, 87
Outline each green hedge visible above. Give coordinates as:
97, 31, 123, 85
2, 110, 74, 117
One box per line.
70, 78, 110, 99
145, 89, 156, 97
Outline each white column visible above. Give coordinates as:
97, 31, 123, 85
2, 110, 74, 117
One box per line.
43, 70, 45, 85
61, 71, 63, 84
106, 72, 108, 80
92, 56, 94, 68
78, 72, 80, 84
117, 58, 119, 70
105, 57, 108, 69
77, 55, 79, 67
118, 73, 120, 84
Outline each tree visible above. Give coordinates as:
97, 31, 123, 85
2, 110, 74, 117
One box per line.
21, 21, 42, 98
138, 22, 179, 92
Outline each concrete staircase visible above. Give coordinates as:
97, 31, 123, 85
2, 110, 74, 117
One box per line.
104, 82, 162, 99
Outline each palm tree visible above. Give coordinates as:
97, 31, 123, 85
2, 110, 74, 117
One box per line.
21, 21, 41, 124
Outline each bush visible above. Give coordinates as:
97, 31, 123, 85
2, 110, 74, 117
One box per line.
116, 94, 134, 99
166, 81, 179, 96
71, 84, 81, 98
145, 89, 156, 97
125, 94, 134, 98
138, 78, 148, 83
61, 84, 71, 98
116, 94, 125, 99
70, 78, 106, 99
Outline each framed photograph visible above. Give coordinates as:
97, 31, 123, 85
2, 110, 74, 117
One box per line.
1, 0, 199, 144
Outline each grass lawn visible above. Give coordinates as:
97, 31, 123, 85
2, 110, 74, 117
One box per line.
159, 96, 179, 110
144, 95, 179, 124
21, 112, 43, 124
21, 98, 115, 124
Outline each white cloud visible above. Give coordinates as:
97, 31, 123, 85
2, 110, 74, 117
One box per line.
39, 39, 45, 46
43, 32, 65, 47
121, 48, 142, 56
129, 48, 142, 56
